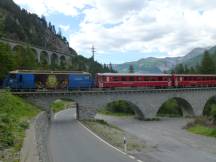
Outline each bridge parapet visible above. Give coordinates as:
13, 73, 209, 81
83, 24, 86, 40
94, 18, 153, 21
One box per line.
11, 87, 216, 120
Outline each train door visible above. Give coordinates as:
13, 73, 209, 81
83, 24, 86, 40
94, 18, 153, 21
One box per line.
168, 77, 172, 87
171, 74, 178, 87
175, 76, 179, 87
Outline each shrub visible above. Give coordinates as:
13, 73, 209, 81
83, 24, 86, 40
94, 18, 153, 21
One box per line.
157, 99, 183, 117
19, 121, 29, 129
104, 100, 135, 115
210, 106, 216, 124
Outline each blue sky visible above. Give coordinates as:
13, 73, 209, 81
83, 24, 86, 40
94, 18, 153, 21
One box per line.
14, 0, 216, 64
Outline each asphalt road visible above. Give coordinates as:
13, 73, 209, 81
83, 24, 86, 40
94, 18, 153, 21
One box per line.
97, 115, 216, 162
48, 109, 138, 162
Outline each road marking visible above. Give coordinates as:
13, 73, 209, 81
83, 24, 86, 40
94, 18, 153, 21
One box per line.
137, 160, 143, 162
54, 110, 65, 119
129, 155, 135, 159
78, 121, 127, 155
54, 110, 144, 162
54, 109, 76, 119
78, 121, 145, 162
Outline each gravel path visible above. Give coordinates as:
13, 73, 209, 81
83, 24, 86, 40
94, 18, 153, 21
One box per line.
96, 115, 216, 162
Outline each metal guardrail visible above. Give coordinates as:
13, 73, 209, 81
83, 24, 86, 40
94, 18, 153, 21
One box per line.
6, 87, 216, 96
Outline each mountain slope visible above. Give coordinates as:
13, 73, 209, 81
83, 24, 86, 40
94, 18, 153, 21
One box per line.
183, 46, 216, 67
114, 57, 180, 73
114, 47, 209, 73
0, 0, 74, 54
0, 0, 116, 76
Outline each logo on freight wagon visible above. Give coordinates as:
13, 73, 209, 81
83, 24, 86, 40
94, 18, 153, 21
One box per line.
46, 75, 58, 89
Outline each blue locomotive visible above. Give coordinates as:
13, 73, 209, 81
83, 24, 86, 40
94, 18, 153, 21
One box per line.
3, 70, 93, 90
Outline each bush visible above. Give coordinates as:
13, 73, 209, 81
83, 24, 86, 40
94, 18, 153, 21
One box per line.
0, 92, 39, 151
188, 124, 216, 137
0, 114, 16, 149
19, 121, 29, 129
210, 106, 216, 124
157, 99, 183, 117
104, 100, 135, 115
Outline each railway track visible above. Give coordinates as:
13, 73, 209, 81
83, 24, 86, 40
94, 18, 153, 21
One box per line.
0, 87, 215, 96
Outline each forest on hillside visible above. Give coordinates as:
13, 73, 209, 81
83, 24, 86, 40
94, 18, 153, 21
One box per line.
172, 51, 216, 74
0, 0, 72, 53
0, 0, 116, 82
0, 42, 115, 82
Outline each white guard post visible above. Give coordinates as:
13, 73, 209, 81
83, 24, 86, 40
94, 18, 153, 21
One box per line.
123, 136, 127, 153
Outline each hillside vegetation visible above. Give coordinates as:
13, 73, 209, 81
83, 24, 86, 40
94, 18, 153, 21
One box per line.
0, 0, 115, 81
0, 0, 116, 81
98, 100, 135, 117
173, 50, 216, 74
0, 0, 72, 54
51, 99, 73, 113
0, 91, 40, 162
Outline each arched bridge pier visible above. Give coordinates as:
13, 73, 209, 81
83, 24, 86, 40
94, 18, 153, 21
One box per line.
13, 88, 216, 120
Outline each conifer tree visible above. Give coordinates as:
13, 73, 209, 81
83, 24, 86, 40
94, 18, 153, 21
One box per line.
0, 43, 16, 79
200, 51, 215, 74
128, 65, 134, 73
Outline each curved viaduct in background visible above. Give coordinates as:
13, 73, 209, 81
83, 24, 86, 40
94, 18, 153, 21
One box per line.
0, 37, 73, 65
17, 88, 216, 120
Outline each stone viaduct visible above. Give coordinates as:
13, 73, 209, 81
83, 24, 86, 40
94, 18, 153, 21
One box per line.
13, 88, 216, 120
0, 37, 73, 65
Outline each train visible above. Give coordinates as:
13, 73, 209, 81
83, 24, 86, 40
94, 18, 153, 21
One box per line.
3, 70, 216, 90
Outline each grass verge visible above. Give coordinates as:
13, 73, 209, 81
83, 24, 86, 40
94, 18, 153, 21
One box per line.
51, 99, 73, 113
186, 116, 216, 138
0, 91, 40, 162
82, 119, 144, 153
187, 124, 216, 137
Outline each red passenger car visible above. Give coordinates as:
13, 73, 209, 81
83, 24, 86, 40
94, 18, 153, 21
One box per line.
96, 73, 172, 88
173, 74, 216, 87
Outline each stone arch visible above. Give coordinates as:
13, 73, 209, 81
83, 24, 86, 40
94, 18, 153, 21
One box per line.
13, 45, 25, 53
157, 97, 194, 117
51, 53, 59, 65
203, 96, 216, 116
40, 51, 49, 65
60, 55, 66, 66
30, 48, 38, 62
96, 99, 145, 120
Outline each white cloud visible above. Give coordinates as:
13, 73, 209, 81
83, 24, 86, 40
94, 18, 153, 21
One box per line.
14, 0, 93, 16
59, 24, 70, 32
14, 0, 216, 59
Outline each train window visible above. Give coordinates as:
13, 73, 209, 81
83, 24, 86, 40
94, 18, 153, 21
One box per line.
144, 77, 149, 81
150, 77, 155, 81
122, 76, 127, 81
102, 76, 105, 81
138, 76, 142, 81
113, 76, 119, 81
129, 76, 134, 81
